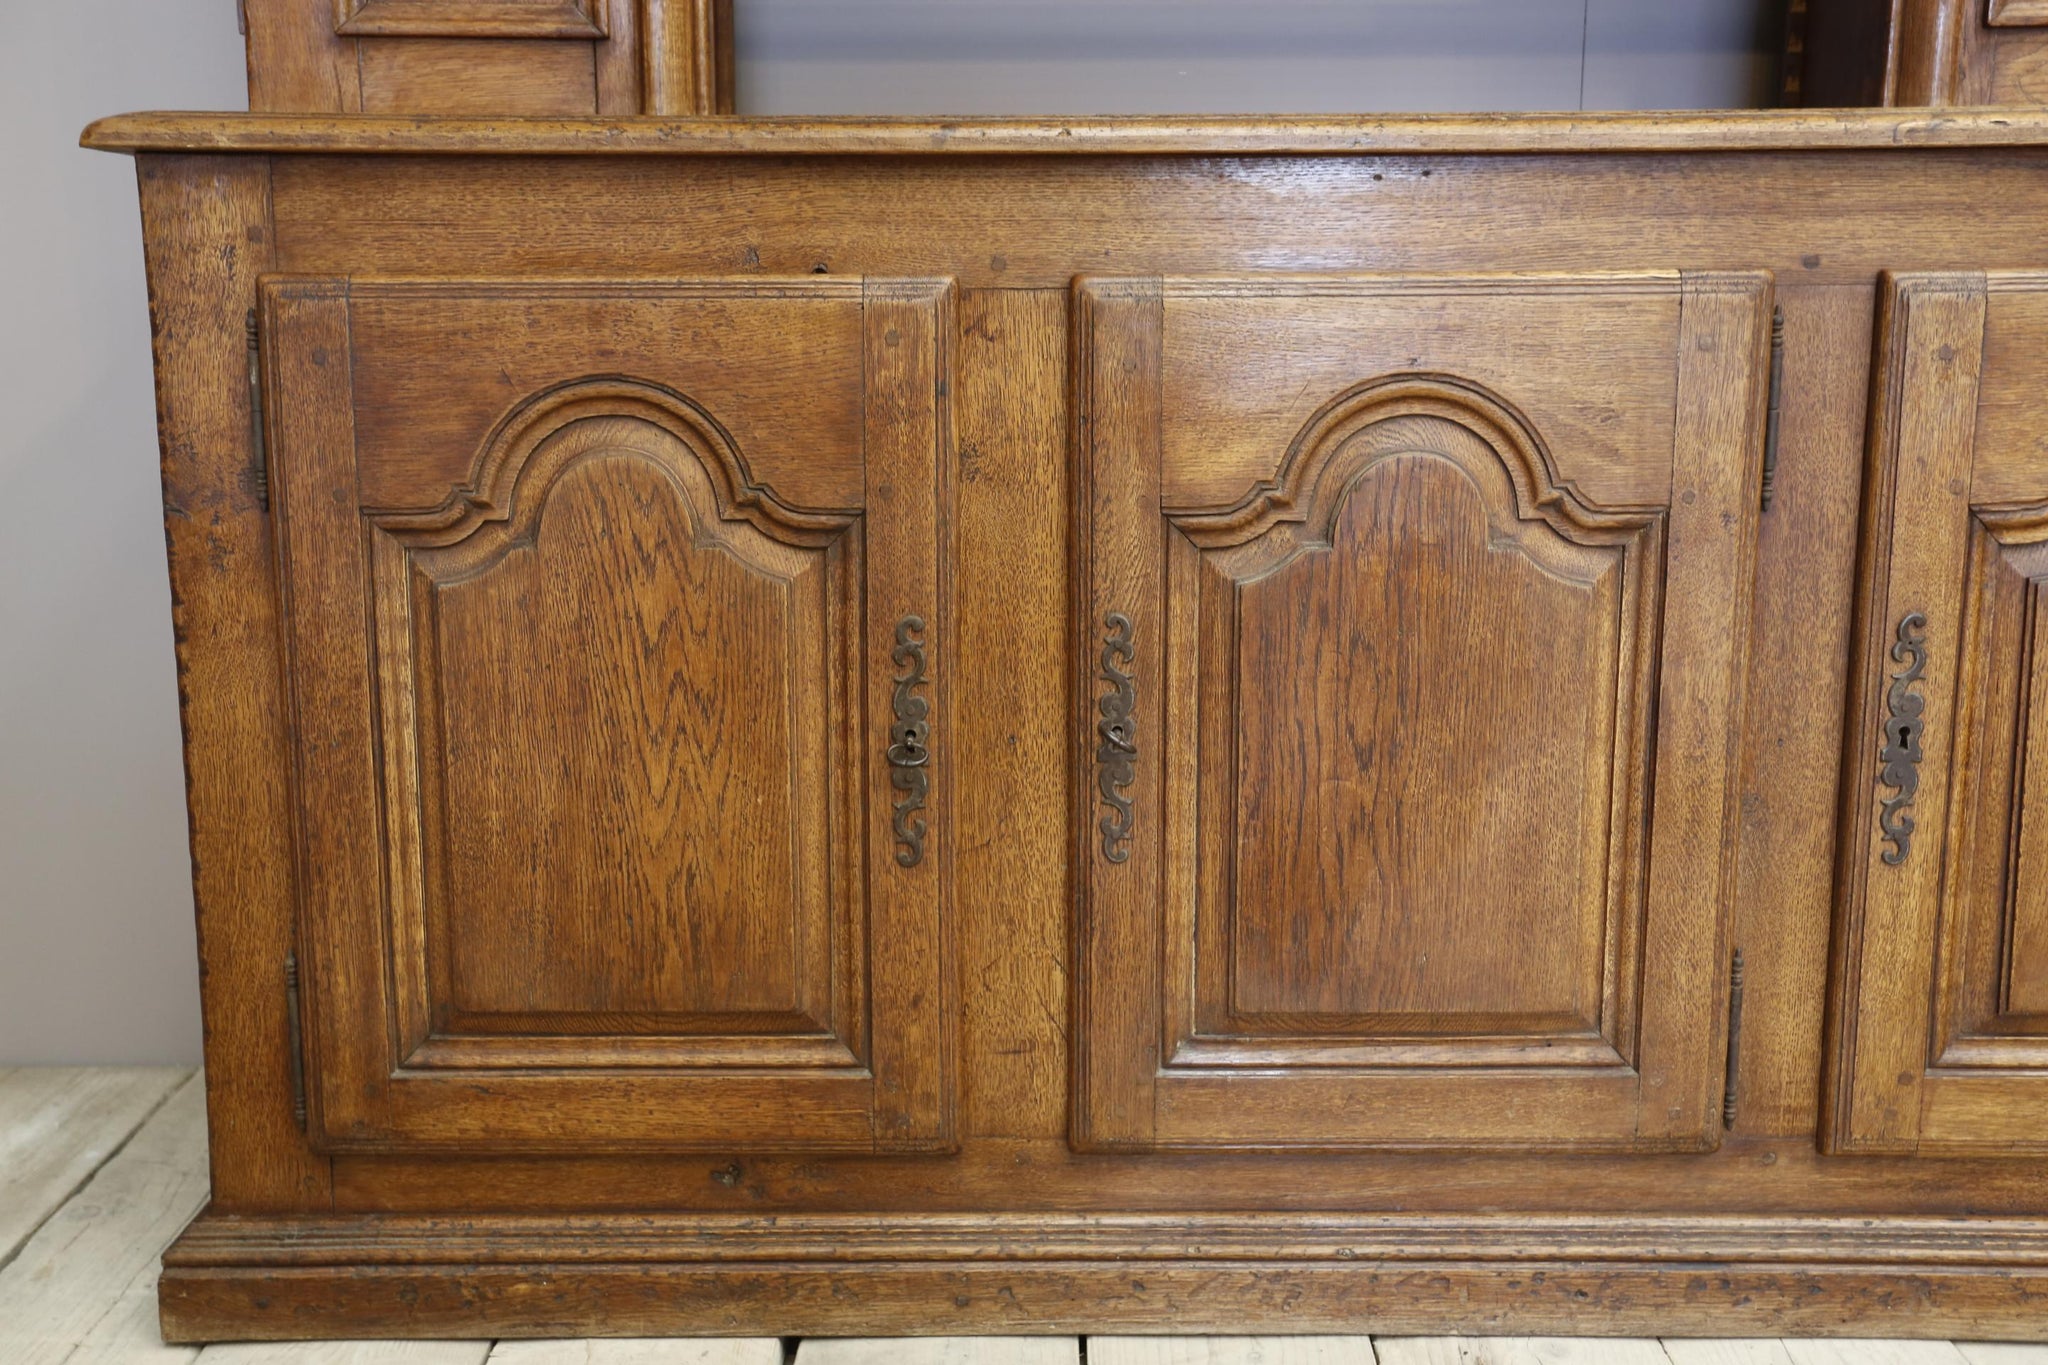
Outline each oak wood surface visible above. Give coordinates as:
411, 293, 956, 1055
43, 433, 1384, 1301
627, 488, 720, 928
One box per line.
238, 0, 733, 116
134, 156, 332, 1216
80, 110, 2048, 158
99, 122, 2048, 1340
25, 1069, 2048, 1355
1073, 272, 1762, 1151
243, 152, 2048, 293
1797, 0, 2048, 107
257, 275, 951, 1154
1825, 272, 2048, 1156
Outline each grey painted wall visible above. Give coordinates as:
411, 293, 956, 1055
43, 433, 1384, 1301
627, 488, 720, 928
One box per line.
0, 0, 1782, 1064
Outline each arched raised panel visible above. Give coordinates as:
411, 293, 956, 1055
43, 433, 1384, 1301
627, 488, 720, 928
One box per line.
1076, 272, 1768, 1152
1204, 423, 1637, 1034
372, 413, 854, 1039
1174, 391, 1661, 1058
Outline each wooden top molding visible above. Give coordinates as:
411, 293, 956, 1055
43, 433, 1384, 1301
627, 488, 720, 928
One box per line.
80, 109, 2048, 157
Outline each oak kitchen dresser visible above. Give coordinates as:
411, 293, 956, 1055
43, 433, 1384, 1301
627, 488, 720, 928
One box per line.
85, 0, 2048, 1343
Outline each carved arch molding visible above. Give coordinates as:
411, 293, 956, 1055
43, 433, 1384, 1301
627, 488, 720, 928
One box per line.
1168, 372, 1665, 1056
368, 375, 867, 1056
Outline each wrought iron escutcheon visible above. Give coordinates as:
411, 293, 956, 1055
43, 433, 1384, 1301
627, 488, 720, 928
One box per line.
1877, 610, 1929, 867
887, 615, 931, 868
1097, 612, 1137, 864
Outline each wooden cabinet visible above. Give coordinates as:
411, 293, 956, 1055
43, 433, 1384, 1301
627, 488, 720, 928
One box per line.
1074, 273, 1768, 1151
262, 276, 954, 1152
85, 111, 2048, 1342
1828, 271, 2048, 1156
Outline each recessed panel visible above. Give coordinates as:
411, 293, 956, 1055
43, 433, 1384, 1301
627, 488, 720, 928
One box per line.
1223, 435, 1623, 1030
397, 429, 837, 1034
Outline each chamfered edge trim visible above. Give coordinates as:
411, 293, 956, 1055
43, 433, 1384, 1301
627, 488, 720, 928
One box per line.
81, 108, 2048, 157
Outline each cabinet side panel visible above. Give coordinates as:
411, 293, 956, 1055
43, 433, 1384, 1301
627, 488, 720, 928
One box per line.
136, 155, 332, 1209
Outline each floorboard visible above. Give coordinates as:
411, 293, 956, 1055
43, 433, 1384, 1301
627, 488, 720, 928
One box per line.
1375, 1342, 1672, 1364
1780, 1345, 1969, 1364
194, 1343, 490, 1363
485, 1342, 786, 1363
0, 1066, 190, 1267
0, 1072, 208, 1365
1088, 1341, 1378, 1364
794, 1340, 1079, 1364
1661, 1343, 1795, 1364
1955, 1348, 2048, 1364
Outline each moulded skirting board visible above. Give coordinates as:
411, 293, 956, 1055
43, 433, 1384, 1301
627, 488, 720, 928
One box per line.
157, 1209, 2048, 1343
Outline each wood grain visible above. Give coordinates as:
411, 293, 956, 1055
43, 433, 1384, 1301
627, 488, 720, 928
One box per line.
1822, 273, 1989, 1155
82, 110, 2048, 157
1661, 1345, 1795, 1365
1378, 1344, 1667, 1365
1075, 272, 1762, 1152
795, 1343, 1077, 1365
334, 0, 607, 39
1780, 1345, 1967, 1365
486, 1343, 780, 1365
951, 290, 1069, 1139
1090, 1341, 1374, 1364
0, 1075, 209, 1365
239, 0, 732, 116
258, 276, 953, 1153
134, 157, 331, 1214
195, 1340, 490, 1362
0, 1067, 188, 1263
107, 119, 2048, 1342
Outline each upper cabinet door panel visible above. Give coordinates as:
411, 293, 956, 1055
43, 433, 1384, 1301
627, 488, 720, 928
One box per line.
1828, 270, 2048, 1156
1075, 273, 1771, 1152
262, 276, 953, 1154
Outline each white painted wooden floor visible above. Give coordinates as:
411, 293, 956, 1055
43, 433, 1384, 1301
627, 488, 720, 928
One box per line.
5, 1069, 2047, 1365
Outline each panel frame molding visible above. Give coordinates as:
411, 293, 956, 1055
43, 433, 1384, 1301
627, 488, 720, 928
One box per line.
1163, 375, 1663, 1070
1989, 0, 2048, 30
370, 384, 863, 1070
334, 0, 608, 39
260, 273, 957, 1156
1072, 271, 1772, 1154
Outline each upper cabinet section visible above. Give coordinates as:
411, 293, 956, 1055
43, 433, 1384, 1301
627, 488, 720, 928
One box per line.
243, 0, 732, 114
1829, 271, 2048, 1157
1795, 0, 2048, 106
1073, 272, 1772, 1153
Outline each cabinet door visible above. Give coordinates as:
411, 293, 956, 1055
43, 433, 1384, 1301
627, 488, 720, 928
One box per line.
261, 276, 952, 1153
1828, 270, 2048, 1155
1074, 273, 1770, 1151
